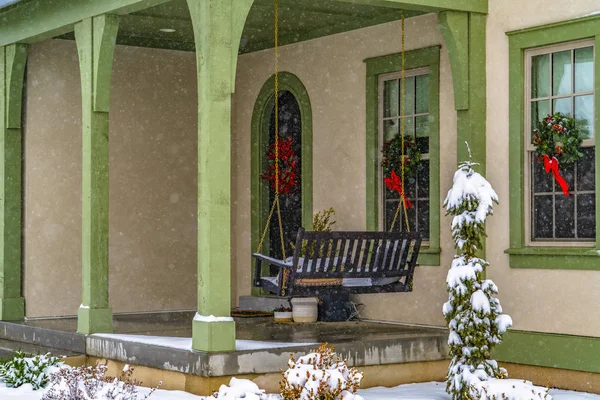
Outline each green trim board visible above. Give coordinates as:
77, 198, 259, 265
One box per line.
364, 46, 441, 266
506, 14, 600, 270
334, 0, 487, 14
494, 330, 600, 374
0, 44, 27, 321
75, 15, 119, 334
250, 72, 313, 294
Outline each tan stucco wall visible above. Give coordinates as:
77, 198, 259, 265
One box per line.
24, 39, 198, 317
232, 13, 455, 327
485, 2, 600, 337
233, 5, 600, 337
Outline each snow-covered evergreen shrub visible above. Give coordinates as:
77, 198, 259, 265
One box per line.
280, 343, 363, 400
42, 362, 160, 400
443, 150, 513, 400
0, 350, 62, 389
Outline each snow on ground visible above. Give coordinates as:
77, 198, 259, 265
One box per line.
1, 380, 599, 399
93, 334, 314, 351
358, 382, 600, 400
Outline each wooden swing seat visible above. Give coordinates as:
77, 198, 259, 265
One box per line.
252, 228, 422, 297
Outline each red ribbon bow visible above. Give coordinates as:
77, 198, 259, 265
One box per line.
542, 154, 569, 196
384, 170, 413, 208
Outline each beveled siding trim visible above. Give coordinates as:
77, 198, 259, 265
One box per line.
250, 72, 313, 293
495, 330, 600, 373
506, 14, 600, 270
364, 46, 441, 266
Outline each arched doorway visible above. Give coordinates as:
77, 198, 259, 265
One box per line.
251, 73, 313, 282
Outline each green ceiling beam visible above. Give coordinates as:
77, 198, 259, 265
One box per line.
334, 0, 487, 13
0, 0, 170, 46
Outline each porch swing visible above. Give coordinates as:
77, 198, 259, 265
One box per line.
251, 2, 422, 299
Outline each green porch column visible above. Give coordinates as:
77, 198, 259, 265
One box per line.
438, 11, 487, 256
74, 15, 119, 334
438, 11, 487, 171
187, 0, 253, 352
0, 44, 27, 321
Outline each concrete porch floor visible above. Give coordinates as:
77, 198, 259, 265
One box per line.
0, 312, 449, 377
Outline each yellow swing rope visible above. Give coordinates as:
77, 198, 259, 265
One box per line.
389, 10, 411, 233
256, 0, 286, 260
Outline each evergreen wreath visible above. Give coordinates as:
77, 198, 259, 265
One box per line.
532, 112, 584, 169
381, 133, 422, 179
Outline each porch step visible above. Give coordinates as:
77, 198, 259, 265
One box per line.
0, 320, 86, 353
239, 295, 289, 312
0, 338, 81, 359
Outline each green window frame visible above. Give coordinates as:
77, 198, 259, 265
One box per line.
365, 45, 441, 266
507, 14, 600, 270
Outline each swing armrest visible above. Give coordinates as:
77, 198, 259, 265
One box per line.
252, 253, 292, 269
252, 253, 293, 287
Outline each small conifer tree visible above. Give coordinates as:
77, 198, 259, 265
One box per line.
443, 145, 512, 399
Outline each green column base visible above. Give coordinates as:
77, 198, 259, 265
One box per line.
192, 318, 236, 352
77, 306, 113, 334
0, 297, 25, 321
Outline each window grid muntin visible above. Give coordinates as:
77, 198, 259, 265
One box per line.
525, 39, 596, 244
378, 67, 430, 239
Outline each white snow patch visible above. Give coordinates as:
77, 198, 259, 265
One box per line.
471, 378, 549, 399
193, 313, 234, 322
471, 290, 491, 314
93, 334, 310, 351
0, 380, 599, 399
582, 10, 600, 17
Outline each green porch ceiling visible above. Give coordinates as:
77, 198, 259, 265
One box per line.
57, 0, 425, 54
0, 0, 487, 52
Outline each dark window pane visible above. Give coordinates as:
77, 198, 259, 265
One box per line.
577, 147, 595, 191
577, 194, 596, 239
385, 184, 400, 200
416, 136, 429, 153
399, 206, 417, 233
532, 157, 553, 193
533, 195, 553, 239
561, 162, 575, 189
385, 200, 400, 232
555, 195, 575, 238
417, 160, 430, 197
417, 200, 430, 240
404, 175, 417, 198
